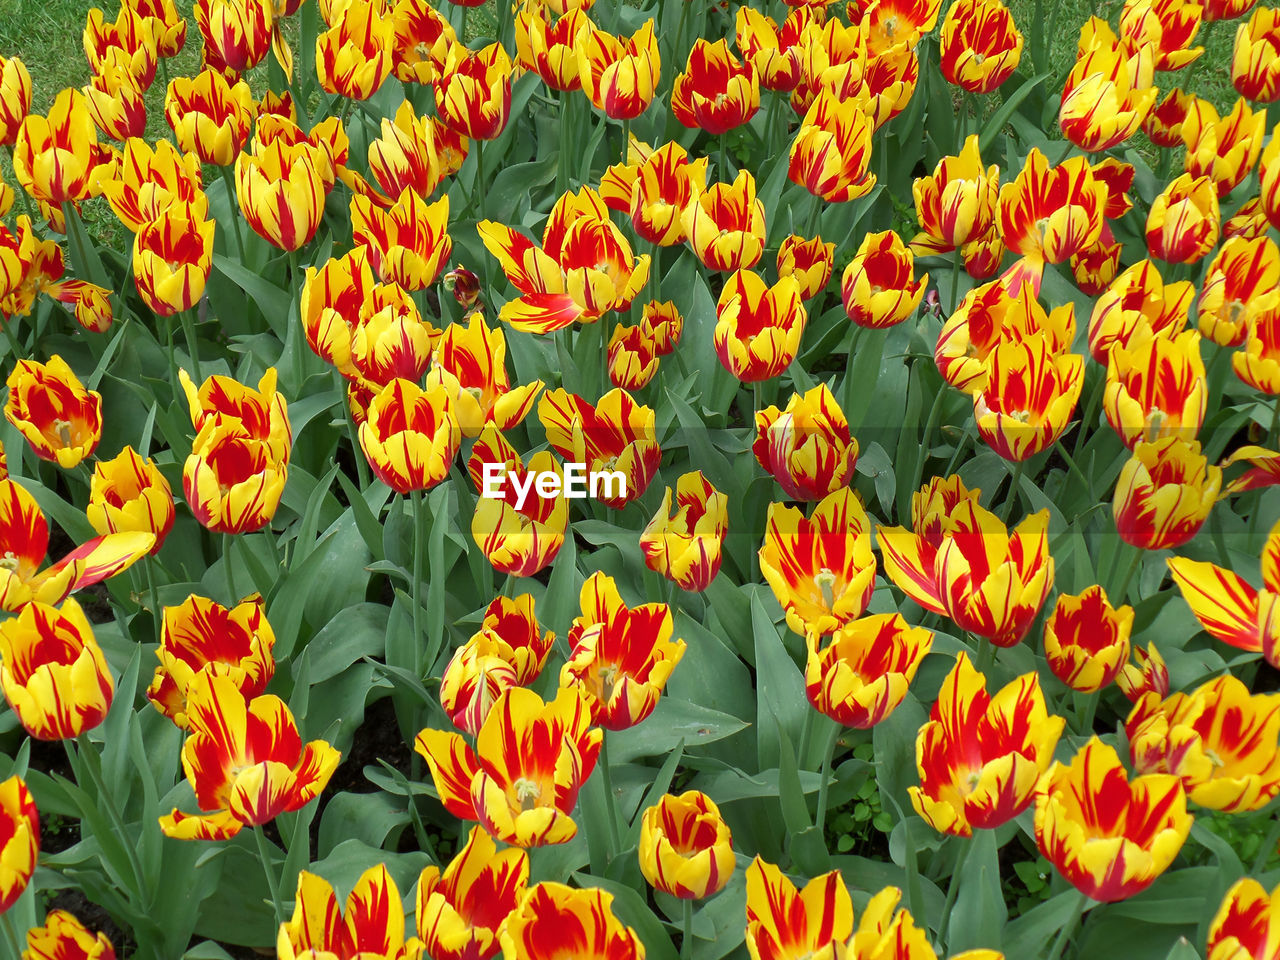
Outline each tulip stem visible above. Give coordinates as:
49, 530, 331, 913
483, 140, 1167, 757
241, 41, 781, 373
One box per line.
814, 723, 840, 834
223, 532, 238, 604
180, 309, 202, 381
1268, 395, 1280, 449
68, 734, 150, 908
145, 555, 163, 643
2, 910, 23, 960
1047, 891, 1089, 960
473, 139, 486, 219
502, 572, 517, 597
0, 317, 23, 360
253, 824, 286, 928
218, 165, 247, 263
61, 202, 92, 281
975, 635, 994, 674
4, 145, 35, 224
938, 835, 973, 947
599, 732, 623, 857
1110, 542, 1142, 604
949, 247, 964, 315
1075, 690, 1100, 736
1001, 459, 1025, 523
410, 489, 427, 674
805, 194, 821, 241
1072, 369, 1104, 459
681, 898, 694, 960
557, 93, 571, 198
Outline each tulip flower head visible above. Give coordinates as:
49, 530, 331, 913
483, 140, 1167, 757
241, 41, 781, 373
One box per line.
5, 355, 102, 469
1146, 173, 1220, 262
841, 230, 927, 329
1114, 437, 1221, 550
1103, 329, 1207, 450
788, 91, 877, 203
1119, 0, 1205, 72
973, 335, 1085, 462
1182, 97, 1266, 198
1044, 586, 1134, 693
132, 203, 215, 317
0, 775, 37, 914
576, 20, 661, 120
602, 139, 710, 247
672, 38, 760, 135
367, 100, 447, 200
180, 367, 292, 462
516, 4, 590, 91
391, 0, 457, 85
606, 323, 660, 390
1145, 87, 1195, 146
359, 378, 460, 494
100, 136, 206, 233
24, 912, 115, 960
1088, 259, 1193, 361
87, 445, 175, 551
911, 135, 1001, 254
1059, 28, 1158, 152
911, 651, 1065, 836
1117, 641, 1170, 702
316, 0, 395, 101
234, 138, 326, 251
194, 0, 274, 73
1034, 737, 1192, 901
279, 864, 410, 960
998, 148, 1107, 264
714, 270, 806, 381
538, 388, 660, 509
435, 42, 513, 141
805, 612, 934, 728
754, 383, 860, 501
683, 170, 768, 272
640, 471, 729, 592
735, 7, 815, 93
499, 883, 644, 960
1206, 879, 1280, 960
940, 0, 1024, 93
0, 56, 32, 147
12, 89, 110, 209
1233, 7, 1280, 101
744, 857, 854, 960
638, 791, 735, 899
778, 234, 834, 300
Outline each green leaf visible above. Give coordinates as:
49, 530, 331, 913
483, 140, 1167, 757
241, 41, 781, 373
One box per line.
609, 698, 749, 764
212, 254, 292, 338
979, 73, 1052, 154
946, 829, 1008, 951
297, 602, 390, 684
752, 592, 805, 770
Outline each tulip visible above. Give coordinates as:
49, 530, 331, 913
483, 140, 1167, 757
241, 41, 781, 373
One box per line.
415, 686, 601, 847
1220, 445, 1280, 496
347, 285, 441, 388
195, 0, 274, 73
1167, 517, 1280, 668
132, 204, 215, 318
87, 446, 174, 552
788, 91, 877, 203
778, 234, 834, 300
615, 140, 710, 247
860, 42, 921, 130
1088, 259, 1193, 361
357, 378, 459, 494
391, 0, 456, 85
299, 249, 377, 379
998, 149, 1107, 264
754, 383, 859, 500
538, 387, 659, 508
683, 170, 768, 272
83, 6, 158, 89
425, 312, 543, 438
1044, 586, 1134, 693
604, 323, 658, 390
435, 43, 513, 141
160, 672, 339, 840
1103, 329, 1206, 449
940, 0, 1024, 93
469, 431, 569, 578
973, 336, 1085, 462
1225, 196, 1270, 238
640, 471, 729, 593
1144, 87, 1195, 146
0, 775, 37, 914
416, 826, 529, 960
125, 0, 186, 57
1207, 879, 1280, 960
577, 20, 661, 120
350, 189, 450, 292
516, 4, 589, 91
1146, 173, 1220, 262
0, 56, 32, 147
179, 367, 292, 463
1036, 738, 1191, 901
367, 100, 446, 201
1234, 7, 1280, 101
672, 38, 760, 134
1070, 235, 1124, 295
99, 136, 205, 233
560, 589, 684, 730
499, 883, 644, 960
805, 613, 933, 728
5, 355, 102, 469
638, 791, 734, 899
735, 7, 815, 93
911, 135, 1000, 254
279, 865, 409, 960
0, 598, 113, 740
12, 89, 109, 206
234, 139, 325, 251
1127, 675, 1280, 812
641, 299, 682, 355
715, 270, 806, 381
479, 186, 649, 333
147, 594, 275, 729
1059, 32, 1158, 152
1203, 0, 1258, 19
184, 420, 288, 535
24, 912, 115, 960
84, 60, 147, 142
1119, 0, 1204, 72
759, 488, 877, 639
1114, 437, 1220, 550
851, 0, 945, 47
316, 0, 394, 100
744, 857, 854, 960
444, 264, 482, 309
792, 19, 866, 116
1263, 125, 1280, 231
911, 651, 1065, 836
880, 498, 1054, 648
1117, 642, 1170, 702
841, 230, 927, 329
1234, 307, 1280, 394
1182, 97, 1266, 196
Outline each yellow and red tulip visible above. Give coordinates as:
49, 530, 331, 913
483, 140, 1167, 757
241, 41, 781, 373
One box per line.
1036, 737, 1191, 902
1103, 329, 1206, 449
715, 270, 806, 381
414, 686, 601, 848
132, 203, 216, 317
608, 323, 660, 390
911, 135, 1000, 255
1206, 879, 1280, 960
469, 428, 569, 578
640, 471, 729, 593
538, 387, 660, 508
638, 791, 735, 899
0, 775, 37, 914
391, 0, 456, 86
745, 857, 854, 960
0, 597, 113, 741
1234, 306, 1280, 394
1088, 259, 1193, 361
805, 613, 933, 727
1127, 674, 1280, 812
415, 825, 530, 960
613, 140, 710, 247
1114, 437, 1221, 549
358, 378, 460, 494
300, 248, 378, 379
683, 170, 768, 272
279, 864, 409, 960
940, 0, 1024, 93
998, 148, 1107, 264
87, 445, 174, 552
1220, 445, 1280, 496
480, 186, 649, 333
1203, 0, 1258, 20
1070, 232, 1124, 295
1119, 0, 1204, 72
1059, 30, 1158, 152
234, 138, 326, 251
0, 56, 32, 147
1117, 642, 1170, 702
347, 285, 442, 388
435, 43, 513, 141
910, 651, 1064, 836
184, 420, 288, 535
147, 594, 275, 729
1182, 97, 1266, 196
24, 912, 115, 960
672, 38, 760, 135
1233, 6, 1280, 101
788, 91, 877, 203
1044, 586, 1134, 693
792, 18, 866, 115
194, 0, 274, 73
1145, 87, 1195, 146
880, 497, 1054, 648
180, 367, 292, 463
576, 20, 661, 120
5, 355, 102, 469
1146, 173, 1221, 262
350, 188, 451, 291
12, 89, 110, 206
83, 6, 158, 89
160, 671, 339, 840
973, 335, 1085, 461
516, 3, 590, 91
759, 488, 877, 638
316, 0, 395, 100
778, 234, 834, 300
426, 312, 543, 438
842, 230, 927, 329
99, 137, 206, 233
754, 383, 860, 501
84, 59, 147, 142
1167, 517, 1280, 668
499, 883, 644, 960
1225, 196, 1271, 238
367, 100, 447, 201
735, 7, 815, 93
125, 0, 187, 57
641, 299, 683, 355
